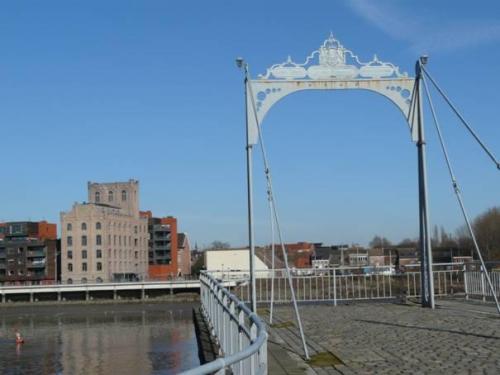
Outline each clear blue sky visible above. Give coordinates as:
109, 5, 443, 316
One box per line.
1, 1, 499, 248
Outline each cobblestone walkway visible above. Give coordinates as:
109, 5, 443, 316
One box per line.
266, 301, 500, 374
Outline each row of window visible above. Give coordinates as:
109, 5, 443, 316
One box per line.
67, 222, 101, 231
95, 190, 128, 203
67, 262, 102, 272
67, 235, 143, 247
67, 249, 141, 260
68, 249, 102, 259
66, 222, 144, 233
67, 277, 103, 284
67, 235, 101, 246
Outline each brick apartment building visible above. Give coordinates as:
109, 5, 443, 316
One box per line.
285, 242, 315, 268
0, 221, 58, 285
141, 212, 191, 279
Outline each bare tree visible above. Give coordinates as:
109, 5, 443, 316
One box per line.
473, 207, 500, 260
369, 235, 392, 249
397, 238, 418, 248
206, 240, 231, 250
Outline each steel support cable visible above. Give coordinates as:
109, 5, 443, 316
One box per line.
268, 193, 276, 324
421, 73, 500, 314
421, 66, 500, 171
245, 75, 310, 359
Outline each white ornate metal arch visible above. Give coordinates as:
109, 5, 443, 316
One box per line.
242, 34, 436, 361
246, 33, 418, 145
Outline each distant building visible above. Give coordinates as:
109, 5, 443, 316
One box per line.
0, 221, 58, 285
312, 244, 342, 267
348, 251, 369, 266
368, 248, 385, 267
204, 248, 269, 279
145, 214, 180, 279
177, 233, 191, 276
284, 242, 315, 268
60, 180, 149, 283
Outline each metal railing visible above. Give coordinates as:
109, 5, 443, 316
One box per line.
221, 263, 465, 304
465, 269, 500, 301
181, 271, 268, 375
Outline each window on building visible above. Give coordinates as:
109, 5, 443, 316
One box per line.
96, 235, 102, 245
68, 263, 73, 272
96, 222, 101, 230
135, 251, 138, 259
114, 235, 116, 245
134, 238, 138, 246
122, 190, 127, 201
82, 250, 87, 259
108, 190, 113, 202
119, 236, 121, 246
67, 223, 72, 231
95, 191, 100, 203
96, 249, 102, 258
108, 234, 111, 245
82, 263, 87, 272
67, 278, 73, 284
81, 277, 87, 283
68, 250, 73, 259
81, 235, 87, 246
96, 277, 103, 283
97, 262, 102, 271
81, 222, 87, 231
67, 236, 73, 246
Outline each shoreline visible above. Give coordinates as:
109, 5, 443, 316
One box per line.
0, 292, 200, 309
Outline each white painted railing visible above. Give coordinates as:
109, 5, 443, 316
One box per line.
464, 270, 500, 301
181, 271, 267, 375
223, 264, 465, 304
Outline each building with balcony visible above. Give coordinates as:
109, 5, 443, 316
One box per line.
0, 221, 58, 285
143, 213, 181, 279
60, 180, 149, 283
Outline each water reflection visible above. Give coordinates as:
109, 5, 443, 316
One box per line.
0, 302, 200, 374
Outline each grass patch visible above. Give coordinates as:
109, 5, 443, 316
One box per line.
270, 321, 295, 328
307, 351, 343, 367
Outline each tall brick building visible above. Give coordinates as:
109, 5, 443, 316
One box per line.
141, 212, 191, 279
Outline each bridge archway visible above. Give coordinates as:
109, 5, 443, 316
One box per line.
241, 35, 434, 317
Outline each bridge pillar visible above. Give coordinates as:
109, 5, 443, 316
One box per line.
57, 292, 61, 302
113, 290, 117, 300
30, 293, 34, 303
85, 291, 90, 301
141, 289, 145, 300
1, 294, 5, 304
416, 58, 435, 309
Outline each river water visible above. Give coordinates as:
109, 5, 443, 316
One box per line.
0, 302, 200, 374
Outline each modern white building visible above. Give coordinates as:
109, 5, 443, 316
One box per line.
204, 248, 269, 280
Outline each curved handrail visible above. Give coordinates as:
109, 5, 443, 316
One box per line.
180, 271, 268, 375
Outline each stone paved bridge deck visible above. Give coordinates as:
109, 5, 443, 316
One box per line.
265, 300, 500, 374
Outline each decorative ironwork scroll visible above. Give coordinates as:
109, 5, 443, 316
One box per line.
247, 34, 417, 145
